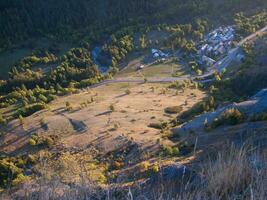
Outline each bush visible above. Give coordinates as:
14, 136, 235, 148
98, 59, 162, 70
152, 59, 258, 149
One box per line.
29, 138, 37, 146
172, 147, 180, 156
148, 122, 162, 129
109, 104, 115, 112
19, 115, 24, 125
220, 108, 244, 125
178, 97, 216, 124
66, 101, 71, 107
148, 121, 168, 130
140, 161, 149, 172
113, 161, 123, 170
163, 145, 173, 155
151, 164, 159, 173
43, 136, 54, 148
0, 159, 23, 188
210, 108, 244, 129
125, 89, 131, 95
164, 106, 183, 114
38, 94, 48, 103
27, 154, 37, 164
17, 103, 46, 117
0, 115, 6, 125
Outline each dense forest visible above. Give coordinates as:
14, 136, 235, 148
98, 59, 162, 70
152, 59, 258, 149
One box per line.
0, 0, 266, 51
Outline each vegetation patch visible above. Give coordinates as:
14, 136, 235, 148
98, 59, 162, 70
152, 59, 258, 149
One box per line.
164, 106, 183, 114
177, 96, 216, 124
209, 108, 244, 130
17, 103, 47, 117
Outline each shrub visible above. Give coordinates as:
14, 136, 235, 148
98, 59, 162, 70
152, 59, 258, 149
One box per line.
0, 159, 23, 188
172, 147, 180, 156
109, 104, 115, 112
40, 118, 46, 127
113, 123, 120, 130
151, 164, 159, 173
164, 106, 183, 114
29, 138, 37, 146
17, 103, 46, 117
38, 94, 48, 103
220, 108, 244, 125
0, 115, 6, 125
27, 154, 37, 164
163, 145, 173, 155
210, 108, 244, 129
178, 97, 217, 124
19, 115, 24, 125
66, 101, 71, 107
43, 136, 54, 148
144, 77, 148, 83
140, 161, 149, 172
12, 173, 28, 186
125, 89, 131, 95
113, 161, 123, 169
148, 121, 168, 130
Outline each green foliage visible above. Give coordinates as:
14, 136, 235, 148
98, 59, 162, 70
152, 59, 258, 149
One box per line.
125, 89, 131, 95
0, 158, 25, 188
140, 35, 146, 49
109, 104, 115, 112
168, 80, 194, 91
66, 101, 71, 107
43, 136, 54, 148
0, 115, 7, 125
162, 145, 180, 156
235, 11, 267, 37
19, 115, 24, 125
29, 138, 37, 146
221, 108, 244, 125
210, 108, 244, 129
17, 103, 47, 117
178, 96, 216, 124
0, 0, 266, 52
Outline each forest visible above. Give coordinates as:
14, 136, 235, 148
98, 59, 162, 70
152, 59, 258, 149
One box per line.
0, 0, 266, 51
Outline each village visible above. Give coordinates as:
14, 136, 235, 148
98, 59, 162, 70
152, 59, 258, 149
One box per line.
143, 26, 236, 71
196, 26, 235, 67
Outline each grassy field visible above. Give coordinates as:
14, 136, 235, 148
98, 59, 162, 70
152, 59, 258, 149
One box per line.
117, 58, 189, 78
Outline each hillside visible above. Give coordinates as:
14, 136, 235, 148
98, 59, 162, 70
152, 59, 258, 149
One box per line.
1, 0, 267, 51
0, 1, 267, 200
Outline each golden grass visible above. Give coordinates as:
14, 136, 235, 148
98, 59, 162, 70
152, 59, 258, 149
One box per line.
3, 144, 266, 200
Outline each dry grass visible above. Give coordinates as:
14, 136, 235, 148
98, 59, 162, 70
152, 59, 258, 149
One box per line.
204, 145, 253, 199
2, 144, 266, 200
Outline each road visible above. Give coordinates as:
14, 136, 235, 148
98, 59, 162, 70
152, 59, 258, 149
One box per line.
89, 25, 267, 88
89, 76, 192, 88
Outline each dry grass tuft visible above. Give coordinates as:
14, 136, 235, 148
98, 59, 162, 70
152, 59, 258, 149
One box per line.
2, 144, 266, 200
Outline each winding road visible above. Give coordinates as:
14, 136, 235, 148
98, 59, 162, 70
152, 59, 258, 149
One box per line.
90, 25, 267, 88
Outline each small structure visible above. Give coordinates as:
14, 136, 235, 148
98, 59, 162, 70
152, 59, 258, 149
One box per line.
202, 55, 216, 66
151, 49, 168, 59
138, 65, 145, 69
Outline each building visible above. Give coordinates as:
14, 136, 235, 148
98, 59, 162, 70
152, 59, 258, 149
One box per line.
202, 55, 216, 66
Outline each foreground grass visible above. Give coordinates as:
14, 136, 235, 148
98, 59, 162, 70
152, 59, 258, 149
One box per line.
2, 143, 266, 200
